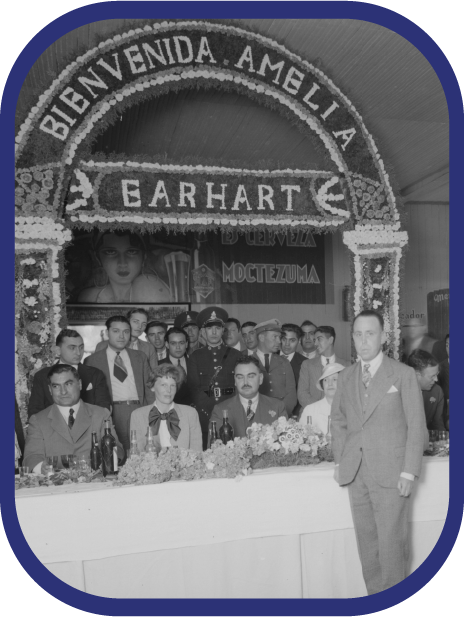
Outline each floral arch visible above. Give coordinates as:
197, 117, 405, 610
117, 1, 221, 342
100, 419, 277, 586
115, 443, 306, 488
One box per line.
15, 20, 407, 419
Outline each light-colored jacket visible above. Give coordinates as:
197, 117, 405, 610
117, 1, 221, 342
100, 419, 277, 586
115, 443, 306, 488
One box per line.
130, 402, 202, 453
331, 355, 429, 488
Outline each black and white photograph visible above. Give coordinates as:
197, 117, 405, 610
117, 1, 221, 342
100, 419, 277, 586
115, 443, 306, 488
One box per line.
12, 11, 454, 607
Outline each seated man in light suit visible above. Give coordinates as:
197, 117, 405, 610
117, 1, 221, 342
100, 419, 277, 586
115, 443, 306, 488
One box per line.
23, 364, 124, 473
210, 355, 287, 438
95, 308, 157, 374
28, 328, 111, 417
297, 325, 350, 411
130, 364, 202, 453
253, 319, 297, 416
84, 315, 155, 452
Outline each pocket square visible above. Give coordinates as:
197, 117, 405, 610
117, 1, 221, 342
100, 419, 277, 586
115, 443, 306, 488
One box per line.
86, 383, 93, 391
387, 385, 398, 393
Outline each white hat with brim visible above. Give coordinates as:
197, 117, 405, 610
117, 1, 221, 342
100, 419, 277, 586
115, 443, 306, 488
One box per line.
316, 362, 346, 391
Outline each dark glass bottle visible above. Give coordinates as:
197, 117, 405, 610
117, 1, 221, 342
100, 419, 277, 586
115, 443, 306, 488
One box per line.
101, 419, 116, 476
207, 420, 218, 449
219, 409, 234, 444
90, 432, 102, 471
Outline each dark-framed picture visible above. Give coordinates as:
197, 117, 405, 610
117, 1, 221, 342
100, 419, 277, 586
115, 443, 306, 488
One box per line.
66, 303, 190, 357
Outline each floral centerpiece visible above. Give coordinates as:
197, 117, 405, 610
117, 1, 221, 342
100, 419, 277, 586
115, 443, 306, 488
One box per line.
115, 439, 251, 487
246, 417, 333, 469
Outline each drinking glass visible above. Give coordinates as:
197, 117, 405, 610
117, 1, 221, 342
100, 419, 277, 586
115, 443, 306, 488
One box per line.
430, 430, 438, 443
77, 454, 91, 473
19, 466, 30, 477
438, 431, 447, 447
46, 456, 59, 474
68, 455, 79, 480
61, 454, 72, 469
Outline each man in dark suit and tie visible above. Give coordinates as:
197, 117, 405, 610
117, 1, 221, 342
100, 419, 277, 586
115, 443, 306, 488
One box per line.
159, 326, 191, 406
28, 329, 111, 417
280, 323, 306, 418
24, 364, 124, 473
84, 315, 155, 451
252, 319, 297, 417
331, 310, 428, 595
297, 325, 350, 410
210, 356, 286, 437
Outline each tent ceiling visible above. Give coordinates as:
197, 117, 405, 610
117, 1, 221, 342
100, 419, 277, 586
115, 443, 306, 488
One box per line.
17, 18, 449, 204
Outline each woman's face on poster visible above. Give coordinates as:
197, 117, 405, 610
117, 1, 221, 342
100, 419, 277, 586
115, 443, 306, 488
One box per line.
97, 234, 144, 285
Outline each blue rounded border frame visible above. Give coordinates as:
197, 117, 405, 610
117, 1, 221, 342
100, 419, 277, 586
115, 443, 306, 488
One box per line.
2, 2, 462, 615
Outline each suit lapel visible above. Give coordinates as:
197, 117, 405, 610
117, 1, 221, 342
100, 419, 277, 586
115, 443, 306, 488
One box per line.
48, 405, 73, 445
99, 351, 112, 397
364, 355, 396, 422
71, 401, 92, 442
127, 349, 143, 401
347, 362, 363, 420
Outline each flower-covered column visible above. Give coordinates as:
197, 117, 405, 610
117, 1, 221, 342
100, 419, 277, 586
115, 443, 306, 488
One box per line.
343, 226, 408, 360
15, 218, 71, 424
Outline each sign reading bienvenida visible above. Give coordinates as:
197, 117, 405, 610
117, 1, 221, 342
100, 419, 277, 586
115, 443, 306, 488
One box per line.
66, 228, 326, 306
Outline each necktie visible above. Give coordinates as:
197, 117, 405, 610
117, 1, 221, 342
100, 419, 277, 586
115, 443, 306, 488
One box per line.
246, 399, 255, 422
68, 408, 75, 429
362, 363, 372, 388
264, 354, 270, 372
148, 406, 181, 441
114, 352, 128, 382
325, 357, 330, 366
177, 358, 181, 366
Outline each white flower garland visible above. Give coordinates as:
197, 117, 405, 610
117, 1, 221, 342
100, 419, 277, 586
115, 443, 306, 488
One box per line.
15, 217, 72, 244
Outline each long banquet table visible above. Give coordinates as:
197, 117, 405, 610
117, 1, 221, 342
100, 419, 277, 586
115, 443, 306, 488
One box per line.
15, 457, 449, 598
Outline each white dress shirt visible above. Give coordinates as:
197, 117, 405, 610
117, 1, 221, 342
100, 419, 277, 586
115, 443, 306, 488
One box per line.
231, 341, 242, 351
256, 349, 272, 368
157, 348, 167, 361
281, 352, 295, 362
169, 354, 187, 373
239, 393, 259, 415
301, 350, 318, 360
106, 346, 139, 401
320, 353, 336, 367
158, 403, 176, 448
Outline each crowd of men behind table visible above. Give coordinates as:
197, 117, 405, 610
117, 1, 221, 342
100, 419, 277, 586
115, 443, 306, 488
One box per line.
19, 305, 449, 474
16, 306, 450, 594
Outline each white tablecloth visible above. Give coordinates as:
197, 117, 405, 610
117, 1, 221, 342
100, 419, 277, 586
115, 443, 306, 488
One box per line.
15, 458, 448, 598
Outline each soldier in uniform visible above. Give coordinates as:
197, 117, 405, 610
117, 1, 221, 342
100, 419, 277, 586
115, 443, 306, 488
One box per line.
186, 307, 243, 449
252, 319, 297, 417
174, 311, 203, 353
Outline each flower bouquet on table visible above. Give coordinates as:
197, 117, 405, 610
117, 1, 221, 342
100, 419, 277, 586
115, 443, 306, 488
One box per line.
201, 438, 251, 480
246, 417, 333, 470
115, 450, 177, 486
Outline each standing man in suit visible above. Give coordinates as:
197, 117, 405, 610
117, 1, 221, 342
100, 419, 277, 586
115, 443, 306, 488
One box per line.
331, 310, 428, 595
95, 308, 158, 374
241, 321, 258, 355
187, 307, 242, 449
146, 320, 168, 361
84, 315, 155, 452
281, 323, 306, 418
24, 364, 124, 473
210, 355, 287, 437
174, 311, 203, 353
224, 318, 247, 352
300, 320, 318, 360
297, 326, 350, 410
159, 326, 191, 406
28, 329, 111, 417
253, 319, 297, 417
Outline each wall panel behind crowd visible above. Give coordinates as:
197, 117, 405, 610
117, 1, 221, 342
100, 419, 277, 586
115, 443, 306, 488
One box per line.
401, 203, 449, 326
193, 232, 353, 361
